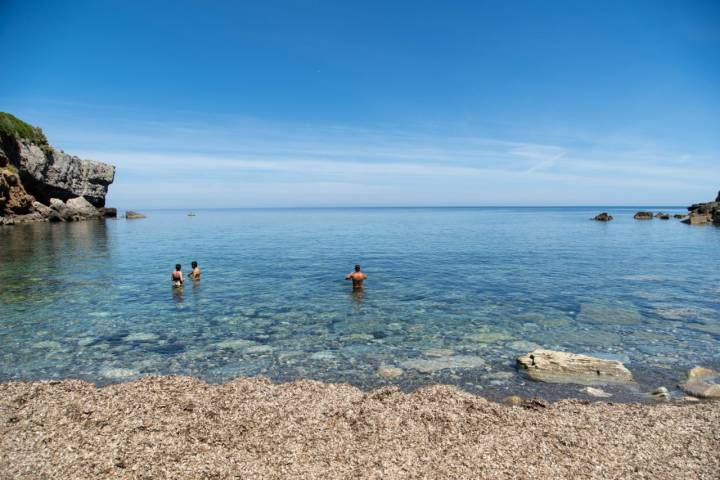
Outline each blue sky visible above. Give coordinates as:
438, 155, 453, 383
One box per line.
1, 0, 718, 208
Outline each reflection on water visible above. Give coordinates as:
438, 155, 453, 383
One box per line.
350, 288, 365, 306
172, 286, 184, 303
1, 207, 719, 401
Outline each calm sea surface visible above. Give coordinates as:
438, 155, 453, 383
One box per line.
1, 207, 719, 401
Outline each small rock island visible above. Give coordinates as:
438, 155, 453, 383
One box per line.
0, 113, 115, 225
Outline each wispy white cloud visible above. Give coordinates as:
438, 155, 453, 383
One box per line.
6, 104, 718, 207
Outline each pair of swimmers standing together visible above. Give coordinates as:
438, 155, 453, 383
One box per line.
171, 262, 367, 290
171, 261, 200, 287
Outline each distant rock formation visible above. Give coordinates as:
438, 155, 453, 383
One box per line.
592, 212, 613, 221
633, 211, 653, 220
0, 112, 115, 225
684, 190, 719, 225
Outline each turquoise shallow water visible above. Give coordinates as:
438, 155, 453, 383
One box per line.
1, 207, 719, 401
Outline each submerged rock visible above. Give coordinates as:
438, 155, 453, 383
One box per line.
100, 367, 138, 379
577, 303, 643, 326
377, 366, 404, 379
516, 349, 634, 385
592, 212, 613, 221
466, 328, 512, 344
634, 211, 653, 220
245, 345, 273, 355
423, 348, 455, 358
214, 339, 255, 350
123, 332, 160, 343
400, 355, 485, 374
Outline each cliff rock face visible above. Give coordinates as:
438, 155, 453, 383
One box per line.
0, 113, 115, 225
2, 134, 115, 207
0, 172, 35, 214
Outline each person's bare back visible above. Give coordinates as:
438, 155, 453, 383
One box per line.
345, 264, 367, 290
171, 263, 184, 287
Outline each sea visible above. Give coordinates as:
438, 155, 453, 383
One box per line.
1, 207, 718, 401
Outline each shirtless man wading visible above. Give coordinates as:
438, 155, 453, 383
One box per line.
345, 264, 367, 290
189, 261, 201, 281
171, 264, 183, 287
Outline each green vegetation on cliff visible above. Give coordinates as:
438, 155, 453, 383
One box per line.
0, 112, 49, 146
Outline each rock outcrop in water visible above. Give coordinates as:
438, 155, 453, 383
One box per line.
592, 212, 613, 221
684, 190, 720, 225
0, 112, 115, 225
633, 211, 654, 220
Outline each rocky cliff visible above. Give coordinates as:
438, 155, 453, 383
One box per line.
0, 112, 115, 225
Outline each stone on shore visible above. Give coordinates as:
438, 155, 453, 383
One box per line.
633, 211, 653, 220
47, 197, 101, 221
66, 197, 101, 218
592, 212, 613, 221
649, 386, 669, 400
125, 211, 146, 219
680, 366, 720, 399
583, 386, 612, 398
516, 349, 634, 385
502, 395, 524, 406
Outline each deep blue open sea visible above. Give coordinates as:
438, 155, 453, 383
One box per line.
1, 207, 719, 401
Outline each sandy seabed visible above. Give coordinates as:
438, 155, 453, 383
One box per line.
1, 376, 718, 479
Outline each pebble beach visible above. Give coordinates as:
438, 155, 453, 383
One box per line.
1, 376, 718, 479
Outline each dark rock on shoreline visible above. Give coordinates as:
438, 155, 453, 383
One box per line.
100, 207, 117, 218
592, 212, 613, 221
0, 113, 115, 226
634, 211, 653, 220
